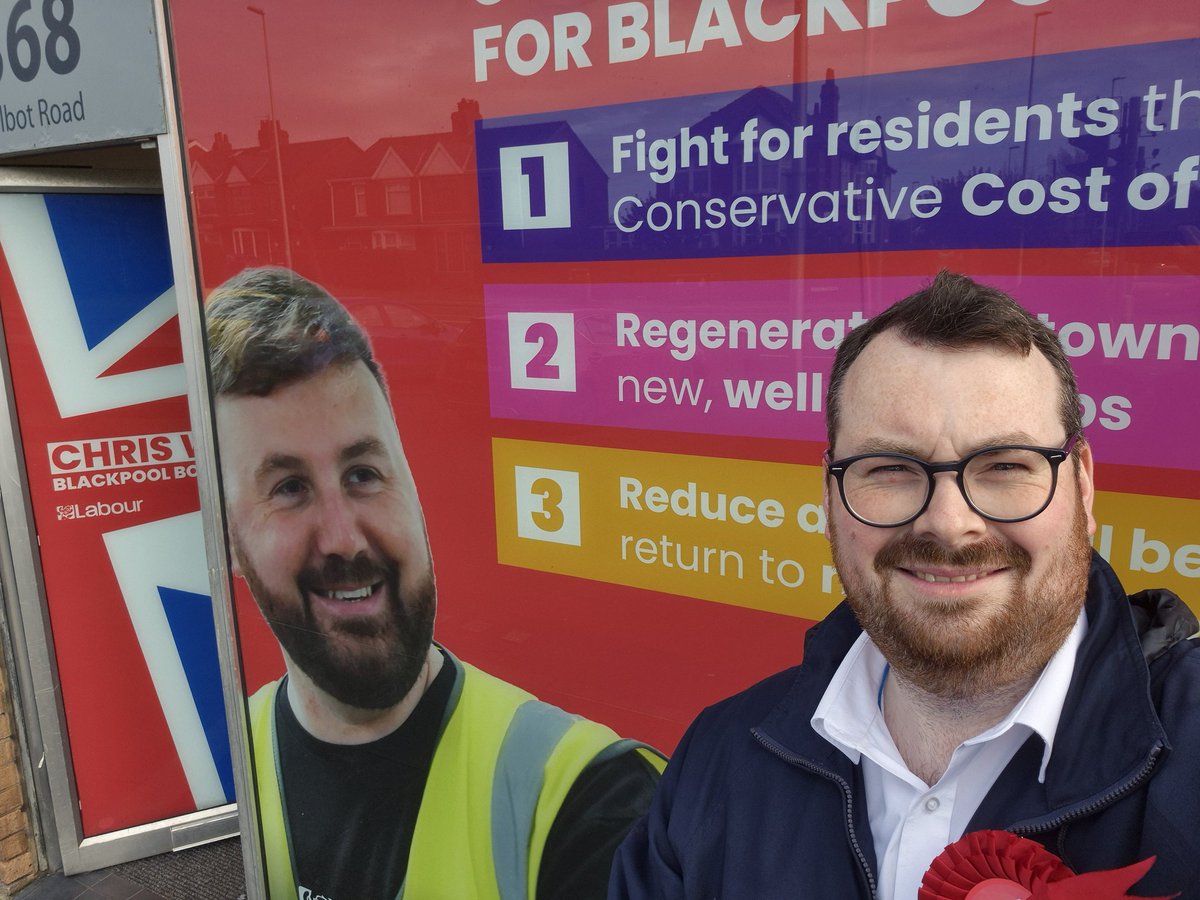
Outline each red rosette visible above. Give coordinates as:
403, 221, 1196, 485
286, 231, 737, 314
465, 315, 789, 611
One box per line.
920, 831, 1179, 900
1042, 858, 1179, 900
919, 831, 1074, 900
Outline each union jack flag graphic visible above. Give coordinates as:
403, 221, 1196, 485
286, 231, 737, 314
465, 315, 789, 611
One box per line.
0, 193, 186, 417
0, 191, 233, 831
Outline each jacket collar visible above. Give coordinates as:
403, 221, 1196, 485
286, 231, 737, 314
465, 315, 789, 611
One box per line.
754, 551, 1169, 830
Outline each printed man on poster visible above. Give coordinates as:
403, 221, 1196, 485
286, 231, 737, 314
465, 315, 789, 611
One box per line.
612, 272, 1200, 899
206, 267, 664, 900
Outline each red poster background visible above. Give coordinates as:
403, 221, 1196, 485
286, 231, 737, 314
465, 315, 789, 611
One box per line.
165, 0, 1200, 753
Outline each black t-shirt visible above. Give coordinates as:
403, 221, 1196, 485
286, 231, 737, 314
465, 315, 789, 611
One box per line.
276, 650, 660, 900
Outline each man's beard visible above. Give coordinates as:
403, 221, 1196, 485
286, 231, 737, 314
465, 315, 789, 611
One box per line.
831, 488, 1092, 700
242, 551, 436, 711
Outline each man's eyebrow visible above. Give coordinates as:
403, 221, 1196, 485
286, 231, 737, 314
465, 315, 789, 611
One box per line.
254, 453, 305, 482
852, 439, 922, 456
340, 438, 387, 464
975, 432, 1047, 449
848, 432, 1049, 458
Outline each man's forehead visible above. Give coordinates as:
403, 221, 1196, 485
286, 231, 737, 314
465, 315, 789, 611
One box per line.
835, 331, 1061, 448
215, 364, 402, 469
845, 330, 1052, 384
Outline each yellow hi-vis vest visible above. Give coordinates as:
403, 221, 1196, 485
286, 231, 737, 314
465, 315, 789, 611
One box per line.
248, 651, 666, 900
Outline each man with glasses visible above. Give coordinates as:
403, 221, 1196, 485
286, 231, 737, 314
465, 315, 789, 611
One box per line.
611, 271, 1199, 899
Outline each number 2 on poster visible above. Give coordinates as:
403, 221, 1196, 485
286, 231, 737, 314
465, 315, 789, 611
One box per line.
507, 312, 576, 392
523, 321, 559, 379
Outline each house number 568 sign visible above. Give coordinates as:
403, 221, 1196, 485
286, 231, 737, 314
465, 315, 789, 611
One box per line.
0, 0, 80, 83
0, 0, 166, 156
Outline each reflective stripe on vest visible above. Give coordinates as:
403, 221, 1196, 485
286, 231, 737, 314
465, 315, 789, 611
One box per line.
490, 700, 573, 899
248, 652, 664, 900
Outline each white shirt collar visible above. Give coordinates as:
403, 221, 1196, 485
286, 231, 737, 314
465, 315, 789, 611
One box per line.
812, 609, 1087, 783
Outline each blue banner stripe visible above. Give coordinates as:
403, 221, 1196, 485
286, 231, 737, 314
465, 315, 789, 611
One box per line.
159, 587, 235, 803
43, 194, 173, 350
477, 38, 1199, 263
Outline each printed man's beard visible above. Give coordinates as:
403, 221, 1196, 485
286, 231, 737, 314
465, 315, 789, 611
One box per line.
831, 489, 1092, 701
244, 550, 437, 711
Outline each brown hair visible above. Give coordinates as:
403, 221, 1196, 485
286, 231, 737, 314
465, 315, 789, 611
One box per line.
826, 270, 1082, 450
205, 267, 383, 397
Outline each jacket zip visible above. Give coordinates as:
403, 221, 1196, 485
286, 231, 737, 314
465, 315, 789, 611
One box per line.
1007, 744, 1163, 838
751, 728, 878, 899
752, 729, 1162, 897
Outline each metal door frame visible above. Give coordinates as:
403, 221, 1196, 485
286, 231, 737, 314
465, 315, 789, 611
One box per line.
0, 167, 239, 874
0, 1, 254, 873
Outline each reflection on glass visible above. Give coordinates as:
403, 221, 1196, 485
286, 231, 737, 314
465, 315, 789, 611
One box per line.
165, 3, 1200, 895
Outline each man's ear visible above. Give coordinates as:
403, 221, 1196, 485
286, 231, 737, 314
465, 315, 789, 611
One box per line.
228, 534, 243, 577
1076, 439, 1097, 536
822, 469, 833, 540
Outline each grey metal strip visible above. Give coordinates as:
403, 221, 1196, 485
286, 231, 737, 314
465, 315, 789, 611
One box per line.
490, 701, 575, 900
581, 737, 667, 770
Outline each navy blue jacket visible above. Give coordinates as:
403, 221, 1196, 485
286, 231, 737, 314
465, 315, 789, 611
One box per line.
611, 553, 1200, 899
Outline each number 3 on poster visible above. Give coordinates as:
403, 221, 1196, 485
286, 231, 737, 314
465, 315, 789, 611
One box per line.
514, 465, 582, 546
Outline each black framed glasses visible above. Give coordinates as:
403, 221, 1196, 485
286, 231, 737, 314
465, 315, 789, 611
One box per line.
825, 436, 1079, 528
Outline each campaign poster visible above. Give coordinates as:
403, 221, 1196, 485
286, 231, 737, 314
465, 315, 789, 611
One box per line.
168, 0, 1198, 819
0, 193, 233, 835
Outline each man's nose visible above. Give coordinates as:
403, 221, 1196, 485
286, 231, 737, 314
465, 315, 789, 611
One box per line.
912, 472, 987, 546
314, 492, 369, 559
